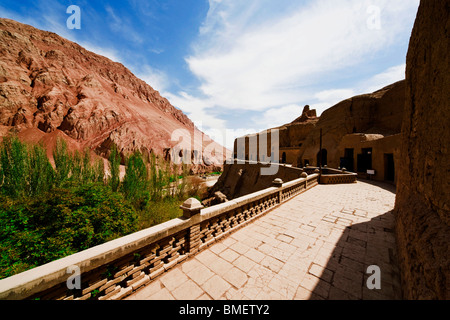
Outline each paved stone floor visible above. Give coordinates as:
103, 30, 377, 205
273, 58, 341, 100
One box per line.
126, 180, 402, 300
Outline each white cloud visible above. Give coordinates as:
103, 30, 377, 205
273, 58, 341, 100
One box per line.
80, 42, 123, 63
310, 89, 356, 116
256, 104, 305, 130
164, 91, 227, 131
183, 0, 419, 112
362, 64, 406, 93
135, 65, 170, 93
163, 0, 418, 147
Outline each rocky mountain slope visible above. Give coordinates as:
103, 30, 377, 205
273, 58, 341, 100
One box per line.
0, 18, 227, 169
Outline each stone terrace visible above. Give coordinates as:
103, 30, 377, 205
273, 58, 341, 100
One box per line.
126, 180, 401, 300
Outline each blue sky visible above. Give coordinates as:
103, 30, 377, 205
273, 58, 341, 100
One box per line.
0, 0, 420, 149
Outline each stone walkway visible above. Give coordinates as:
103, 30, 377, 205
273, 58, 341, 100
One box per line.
126, 180, 402, 300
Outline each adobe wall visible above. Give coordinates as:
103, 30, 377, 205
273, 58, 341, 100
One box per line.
394, 0, 449, 299
299, 80, 406, 169
280, 147, 302, 166
338, 133, 402, 183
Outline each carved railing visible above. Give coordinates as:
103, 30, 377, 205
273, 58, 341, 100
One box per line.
302, 167, 357, 184
0, 174, 319, 300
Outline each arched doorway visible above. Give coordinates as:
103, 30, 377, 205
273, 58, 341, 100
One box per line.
317, 149, 328, 167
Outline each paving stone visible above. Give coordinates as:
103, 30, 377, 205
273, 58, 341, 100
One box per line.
147, 287, 175, 300
299, 273, 321, 292
294, 286, 312, 300
208, 257, 234, 276
221, 237, 237, 247
233, 255, 257, 273
125, 280, 163, 300
229, 241, 251, 255
210, 242, 228, 255
276, 234, 294, 243
308, 263, 334, 283
159, 268, 188, 291
127, 181, 399, 301
202, 275, 232, 300
172, 280, 204, 300
195, 250, 218, 266
223, 267, 248, 289
220, 248, 240, 263
181, 258, 203, 274
260, 256, 284, 273
186, 264, 215, 286
224, 288, 244, 300
267, 274, 297, 299
197, 293, 212, 300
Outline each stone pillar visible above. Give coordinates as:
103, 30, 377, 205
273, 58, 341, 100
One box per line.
272, 178, 283, 203
180, 198, 204, 219
301, 172, 308, 189
180, 198, 204, 254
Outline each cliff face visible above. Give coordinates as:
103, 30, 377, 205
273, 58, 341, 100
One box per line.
394, 1, 450, 299
0, 18, 227, 167
299, 80, 406, 168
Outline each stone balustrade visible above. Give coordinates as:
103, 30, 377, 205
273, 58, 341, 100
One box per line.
302, 167, 357, 184
319, 168, 357, 184
0, 173, 319, 300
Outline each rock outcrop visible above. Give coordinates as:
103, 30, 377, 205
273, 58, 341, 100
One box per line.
207, 161, 306, 201
298, 80, 405, 169
0, 18, 228, 168
394, 1, 449, 299
291, 105, 318, 124
234, 80, 406, 182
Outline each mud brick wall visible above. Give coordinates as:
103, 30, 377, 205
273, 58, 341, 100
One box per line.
394, 0, 450, 300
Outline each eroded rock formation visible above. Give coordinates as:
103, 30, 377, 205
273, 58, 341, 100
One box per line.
0, 18, 228, 168
298, 80, 405, 170
234, 80, 406, 183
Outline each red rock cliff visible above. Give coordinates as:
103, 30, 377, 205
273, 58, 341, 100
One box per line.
0, 18, 227, 166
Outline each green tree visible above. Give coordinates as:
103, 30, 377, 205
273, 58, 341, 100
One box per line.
93, 158, 105, 183
27, 143, 54, 196
122, 151, 149, 209
108, 144, 121, 192
0, 183, 138, 279
53, 138, 71, 187
0, 135, 29, 198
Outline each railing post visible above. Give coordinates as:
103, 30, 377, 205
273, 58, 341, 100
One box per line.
301, 172, 308, 189
180, 198, 204, 255
272, 178, 283, 203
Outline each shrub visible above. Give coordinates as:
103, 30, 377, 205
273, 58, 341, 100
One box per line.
0, 184, 138, 279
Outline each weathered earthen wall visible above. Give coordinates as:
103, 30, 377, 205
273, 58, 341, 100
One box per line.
208, 161, 305, 200
338, 133, 402, 183
394, 0, 450, 300
299, 80, 406, 169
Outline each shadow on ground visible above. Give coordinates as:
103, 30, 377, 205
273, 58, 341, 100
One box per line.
309, 210, 403, 300
357, 178, 397, 194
